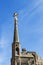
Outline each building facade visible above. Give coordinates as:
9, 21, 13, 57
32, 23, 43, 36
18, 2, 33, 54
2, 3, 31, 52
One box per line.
11, 13, 43, 65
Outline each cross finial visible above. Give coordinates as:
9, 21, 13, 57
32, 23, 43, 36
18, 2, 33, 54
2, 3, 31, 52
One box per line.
13, 13, 18, 21
13, 13, 18, 16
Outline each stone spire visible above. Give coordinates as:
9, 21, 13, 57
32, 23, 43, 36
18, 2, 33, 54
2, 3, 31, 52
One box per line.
13, 13, 19, 42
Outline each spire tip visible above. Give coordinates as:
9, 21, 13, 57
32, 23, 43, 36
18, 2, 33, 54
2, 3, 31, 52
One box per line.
13, 13, 18, 17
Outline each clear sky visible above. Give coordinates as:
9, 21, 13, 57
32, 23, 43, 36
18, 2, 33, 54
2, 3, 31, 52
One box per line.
0, 0, 43, 65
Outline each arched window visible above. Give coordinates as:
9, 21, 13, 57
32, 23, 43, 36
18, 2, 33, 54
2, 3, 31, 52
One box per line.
16, 47, 19, 55
32, 60, 34, 64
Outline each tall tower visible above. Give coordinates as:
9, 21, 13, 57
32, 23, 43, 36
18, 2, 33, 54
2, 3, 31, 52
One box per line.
11, 13, 20, 65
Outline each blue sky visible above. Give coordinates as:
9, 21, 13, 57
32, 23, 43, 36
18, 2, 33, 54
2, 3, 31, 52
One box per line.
0, 0, 43, 65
